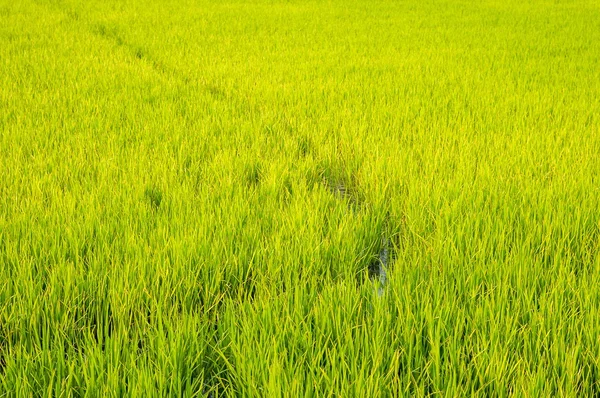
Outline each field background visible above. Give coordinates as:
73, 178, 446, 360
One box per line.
1, 0, 600, 395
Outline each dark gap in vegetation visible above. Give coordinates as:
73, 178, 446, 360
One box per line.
0, 5, 10, 17
87, 301, 115, 351
243, 162, 262, 189
322, 177, 363, 210
368, 237, 389, 296
470, 369, 495, 397
65, 8, 79, 21
67, 304, 88, 357
133, 47, 144, 60
92, 23, 124, 46
297, 135, 313, 158
198, 290, 228, 321
202, 324, 234, 396
318, 159, 365, 211
206, 84, 227, 100
0, 329, 6, 375
570, 222, 599, 277
78, 233, 97, 272
278, 175, 293, 205
359, 211, 399, 295
144, 187, 163, 211
33, 260, 50, 295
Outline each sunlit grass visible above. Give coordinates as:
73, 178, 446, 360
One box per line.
1, 0, 600, 395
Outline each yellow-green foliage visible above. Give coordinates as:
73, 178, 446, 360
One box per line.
1, 0, 599, 395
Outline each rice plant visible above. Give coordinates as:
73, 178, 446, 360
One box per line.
1, 0, 599, 395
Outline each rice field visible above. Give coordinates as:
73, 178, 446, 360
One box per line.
1, 0, 600, 395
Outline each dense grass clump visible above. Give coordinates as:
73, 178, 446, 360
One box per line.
1, 0, 600, 395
